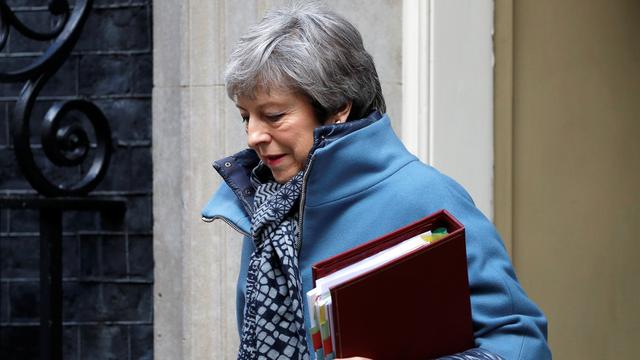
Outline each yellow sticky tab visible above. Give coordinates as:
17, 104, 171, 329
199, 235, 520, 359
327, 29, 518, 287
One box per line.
319, 303, 327, 324
420, 233, 434, 244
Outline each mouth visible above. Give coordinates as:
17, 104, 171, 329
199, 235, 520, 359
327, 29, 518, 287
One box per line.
263, 154, 286, 166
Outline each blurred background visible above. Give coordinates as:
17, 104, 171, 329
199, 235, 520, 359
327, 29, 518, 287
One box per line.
1, 0, 639, 359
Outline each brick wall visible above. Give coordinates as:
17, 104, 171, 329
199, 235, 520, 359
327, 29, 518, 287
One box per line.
0, 1, 153, 359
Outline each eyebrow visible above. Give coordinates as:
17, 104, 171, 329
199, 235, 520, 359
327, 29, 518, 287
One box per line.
236, 101, 290, 112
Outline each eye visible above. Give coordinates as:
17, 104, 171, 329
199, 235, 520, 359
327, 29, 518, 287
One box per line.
240, 114, 249, 123
265, 113, 284, 122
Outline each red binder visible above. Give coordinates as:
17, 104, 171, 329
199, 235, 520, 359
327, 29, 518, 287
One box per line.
311, 210, 474, 360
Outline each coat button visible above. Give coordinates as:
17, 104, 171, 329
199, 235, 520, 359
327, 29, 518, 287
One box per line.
244, 189, 253, 196
224, 161, 232, 168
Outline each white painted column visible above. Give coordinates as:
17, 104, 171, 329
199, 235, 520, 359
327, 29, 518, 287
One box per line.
402, 0, 431, 163
402, 0, 495, 219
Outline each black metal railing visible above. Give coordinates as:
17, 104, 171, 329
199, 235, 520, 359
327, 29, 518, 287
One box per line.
0, 1, 126, 359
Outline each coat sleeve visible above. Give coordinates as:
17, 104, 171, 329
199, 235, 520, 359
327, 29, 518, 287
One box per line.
437, 176, 552, 360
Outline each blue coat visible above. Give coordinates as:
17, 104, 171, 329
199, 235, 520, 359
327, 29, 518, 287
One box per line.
202, 113, 551, 360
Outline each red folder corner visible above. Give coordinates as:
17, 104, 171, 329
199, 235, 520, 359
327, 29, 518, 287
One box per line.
311, 210, 474, 360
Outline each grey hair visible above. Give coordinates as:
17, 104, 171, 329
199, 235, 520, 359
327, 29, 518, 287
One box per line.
224, 1, 385, 121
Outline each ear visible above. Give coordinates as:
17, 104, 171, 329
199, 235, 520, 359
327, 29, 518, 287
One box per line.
327, 101, 352, 124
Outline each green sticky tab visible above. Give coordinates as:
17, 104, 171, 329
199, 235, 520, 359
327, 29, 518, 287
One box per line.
433, 227, 448, 234
320, 322, 331, 337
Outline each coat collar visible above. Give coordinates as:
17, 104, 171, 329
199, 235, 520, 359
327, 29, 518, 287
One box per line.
303, 114, 417, 208
201, 112, 417, 231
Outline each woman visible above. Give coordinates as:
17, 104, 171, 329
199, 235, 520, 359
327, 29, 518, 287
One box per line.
202, 2, 551, 360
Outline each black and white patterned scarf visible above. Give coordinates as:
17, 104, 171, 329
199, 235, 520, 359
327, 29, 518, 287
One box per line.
238, 171, 310, 360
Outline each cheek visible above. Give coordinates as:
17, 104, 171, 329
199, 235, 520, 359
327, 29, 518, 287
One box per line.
304, 128, 316, 149
292, 130, 315, 161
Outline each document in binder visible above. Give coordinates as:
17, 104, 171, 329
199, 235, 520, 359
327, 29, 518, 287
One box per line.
309, 210, 474, 360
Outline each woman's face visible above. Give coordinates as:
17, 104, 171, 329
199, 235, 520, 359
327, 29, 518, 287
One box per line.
236, 88, 321, 184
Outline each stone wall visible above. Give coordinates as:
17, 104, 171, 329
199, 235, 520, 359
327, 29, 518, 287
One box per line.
153, 0, 401, 358
0, 1, 153, 359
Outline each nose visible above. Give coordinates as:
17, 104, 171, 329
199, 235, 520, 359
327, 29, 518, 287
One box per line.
246, 119, 271, 149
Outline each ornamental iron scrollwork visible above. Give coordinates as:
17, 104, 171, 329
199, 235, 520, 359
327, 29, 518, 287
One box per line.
1, 0, 111, 196
1, 2, 123, 359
